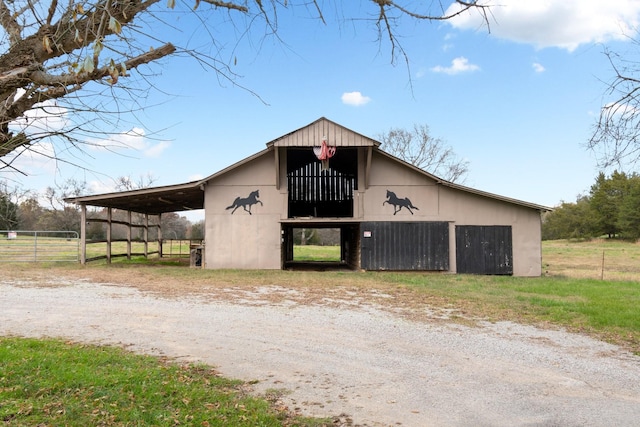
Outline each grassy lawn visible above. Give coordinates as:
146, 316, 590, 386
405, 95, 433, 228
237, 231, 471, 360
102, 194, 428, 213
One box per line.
293, 245, 341, 261
0, 337, 328, 426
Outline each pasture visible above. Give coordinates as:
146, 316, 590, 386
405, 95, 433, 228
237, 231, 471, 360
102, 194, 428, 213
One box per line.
542, 239, 640, 281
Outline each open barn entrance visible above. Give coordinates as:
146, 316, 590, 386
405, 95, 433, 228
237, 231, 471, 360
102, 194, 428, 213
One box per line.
281, 223, 360, 271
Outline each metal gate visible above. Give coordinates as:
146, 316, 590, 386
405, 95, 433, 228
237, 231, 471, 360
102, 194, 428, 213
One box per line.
0, 230, 79, 262
455, 226, 513, 275
360, 222, 449, 271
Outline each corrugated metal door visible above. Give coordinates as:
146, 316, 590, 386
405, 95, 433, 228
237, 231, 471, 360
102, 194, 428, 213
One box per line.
455, 226, 513, 275
360, 222, 449, 271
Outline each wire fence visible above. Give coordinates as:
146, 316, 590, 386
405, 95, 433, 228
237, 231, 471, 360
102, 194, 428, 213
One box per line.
0, 230, 79, 262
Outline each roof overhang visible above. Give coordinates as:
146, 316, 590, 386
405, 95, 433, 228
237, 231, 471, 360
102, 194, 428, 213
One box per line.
64, 181, 205, 215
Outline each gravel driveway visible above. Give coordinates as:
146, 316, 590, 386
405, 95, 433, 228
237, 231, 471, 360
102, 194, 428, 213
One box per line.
1, 277, 640, 427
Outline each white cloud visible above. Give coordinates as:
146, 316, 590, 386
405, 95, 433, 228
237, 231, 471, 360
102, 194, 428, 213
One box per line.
88, 180, 116, 195
532, 62, 546, 73
9, 97, 69, 137
144, 141, 171, 158
431, 57, 480, 75
2, 141, 57, 177
445, 0, 640, 51
341, 91, 371, 106
87, 127, 171, 158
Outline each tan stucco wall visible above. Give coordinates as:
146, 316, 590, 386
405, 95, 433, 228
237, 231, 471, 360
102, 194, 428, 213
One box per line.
203, 151, 283, 269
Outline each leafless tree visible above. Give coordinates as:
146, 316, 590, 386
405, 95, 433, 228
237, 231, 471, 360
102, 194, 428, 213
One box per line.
0, 1, 489, 175
378, 123, 470, 183
114, 173, 157, 191
588, 37, 640, 170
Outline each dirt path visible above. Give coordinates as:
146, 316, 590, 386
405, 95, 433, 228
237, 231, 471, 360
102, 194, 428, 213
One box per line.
2, 277, 640, 426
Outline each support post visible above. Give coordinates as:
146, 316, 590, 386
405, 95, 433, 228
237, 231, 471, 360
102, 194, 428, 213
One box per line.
157, 213, 163, 258
106, 207, 112, 264
127, 210, 132, 260
80, 204, 87, 264
144, 213, 149, 258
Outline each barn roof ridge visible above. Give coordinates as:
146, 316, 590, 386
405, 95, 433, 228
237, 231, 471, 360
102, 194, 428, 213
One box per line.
266, 116, 381, 148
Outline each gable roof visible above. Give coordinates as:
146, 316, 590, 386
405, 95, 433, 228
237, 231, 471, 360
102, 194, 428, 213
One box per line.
65, 117, 551, 214
267, 117, 379, 148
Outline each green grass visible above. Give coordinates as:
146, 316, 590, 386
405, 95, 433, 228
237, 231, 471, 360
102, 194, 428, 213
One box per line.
374, 273, 640, 351
0, 337, 329, 426
293, 245, 341, 261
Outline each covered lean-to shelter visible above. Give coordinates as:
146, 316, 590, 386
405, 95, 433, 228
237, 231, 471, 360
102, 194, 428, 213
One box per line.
67, 117, 550, 276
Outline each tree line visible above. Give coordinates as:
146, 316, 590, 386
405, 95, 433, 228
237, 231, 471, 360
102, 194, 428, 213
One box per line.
543, 171, 640, 240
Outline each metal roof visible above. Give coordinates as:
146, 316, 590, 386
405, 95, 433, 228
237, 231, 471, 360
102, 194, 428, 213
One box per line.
64, 181, 205, 215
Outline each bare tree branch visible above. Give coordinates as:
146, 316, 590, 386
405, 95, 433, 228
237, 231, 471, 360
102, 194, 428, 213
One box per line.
378, 123, 470, 183
0, 0, 490, 176
0, 1, 23, 45
589, 39, 640, 171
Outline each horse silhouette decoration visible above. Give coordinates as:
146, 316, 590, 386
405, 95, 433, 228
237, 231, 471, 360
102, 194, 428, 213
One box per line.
226, 190, 263, 215
383, 190, 419, 215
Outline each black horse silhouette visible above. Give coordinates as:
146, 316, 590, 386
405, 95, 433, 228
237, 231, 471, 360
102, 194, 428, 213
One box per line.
226, 190, 263, 215
383, 190, 419, 215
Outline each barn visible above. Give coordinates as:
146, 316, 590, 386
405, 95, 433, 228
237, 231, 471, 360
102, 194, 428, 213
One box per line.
67, 117, 550, 276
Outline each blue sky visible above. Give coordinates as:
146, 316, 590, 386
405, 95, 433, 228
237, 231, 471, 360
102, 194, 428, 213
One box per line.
6, 0, 640, 220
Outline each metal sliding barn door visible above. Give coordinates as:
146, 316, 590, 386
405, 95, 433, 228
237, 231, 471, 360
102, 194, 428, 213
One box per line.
360, 222, 449, 271
455, 225, 513, 275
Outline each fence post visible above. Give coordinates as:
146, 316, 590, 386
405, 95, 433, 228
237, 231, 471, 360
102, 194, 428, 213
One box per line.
33, 230, 38, 261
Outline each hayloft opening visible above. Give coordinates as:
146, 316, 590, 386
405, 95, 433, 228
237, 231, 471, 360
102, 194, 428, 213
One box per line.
286, 148, 358, 218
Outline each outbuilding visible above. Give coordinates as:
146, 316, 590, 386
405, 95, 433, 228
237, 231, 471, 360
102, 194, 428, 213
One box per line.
67, 117, 550, 276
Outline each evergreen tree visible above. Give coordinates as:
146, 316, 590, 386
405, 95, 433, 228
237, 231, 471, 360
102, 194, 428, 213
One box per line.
542, 197, 594, 240
589, 171, 630, 237
616, 175, 640, 239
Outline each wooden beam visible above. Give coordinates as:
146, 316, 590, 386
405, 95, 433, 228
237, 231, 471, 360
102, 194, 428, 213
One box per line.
274, 147, 280, 190
144, 214, 149, 258
365, 146, 372, 189
127, 211, 132, 261
106, 208, 112, 264
80, 204, 86, 265
157, 213, 163, 258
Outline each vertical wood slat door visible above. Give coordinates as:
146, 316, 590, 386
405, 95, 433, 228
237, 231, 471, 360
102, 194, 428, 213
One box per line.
455, 225, 513, 275
360, 222, 449, 271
